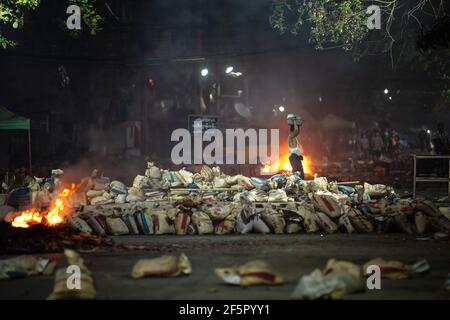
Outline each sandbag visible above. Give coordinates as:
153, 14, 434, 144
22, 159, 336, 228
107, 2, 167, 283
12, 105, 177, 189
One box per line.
149, 211, 175, 235
382, 201, 415, 215
90, 196, 114, 206
126, 194, 145, 202
131, 253, 191, 278
86, 190, 104, 199
66, 216, 93, 233
364, 182, 391, 198
348, 209, 374, 233
313, 177, 328, 192
285, 223, 301, 234
115, 194, 126, 204
315, 212, 338, 233
417, 200, 443, 218
106, 217, 129, 235
296, 205, 319, 233
261, 208, 285, 234
132, 175, 149, 189
122, 213, 140, 235
414, 212, 428, 234
338, 214, 355, 234
48, 250, 95, 300
134, 210, 154, 235
85, 214, 107, 236
191, 211, 214, 235
202, 203, 233, 221
268, 189, 288, 202
174, 213, 191, 235
363, 258, 430, 280
215, 260, 283, 286
215, 216, 236, 235
128, 186, 144, 197
312, 193, 341, 218
110, 180, 127, 195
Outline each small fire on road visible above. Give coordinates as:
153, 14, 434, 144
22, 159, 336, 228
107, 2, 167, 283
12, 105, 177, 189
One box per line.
11, 185, 76, 228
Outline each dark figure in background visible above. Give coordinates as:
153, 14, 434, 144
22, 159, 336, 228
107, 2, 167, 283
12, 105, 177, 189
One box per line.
432, 122, 450, 155
431, 122, 450, 179
371, 130, 384, 159
287, 114, 305, 179
388, 129, 400, 160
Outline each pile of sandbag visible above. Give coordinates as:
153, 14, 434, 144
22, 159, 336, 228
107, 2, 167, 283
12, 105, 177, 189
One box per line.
23, 163, 450, 237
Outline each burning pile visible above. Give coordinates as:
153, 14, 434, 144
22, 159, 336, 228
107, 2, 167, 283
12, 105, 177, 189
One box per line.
11, 186, 75, 229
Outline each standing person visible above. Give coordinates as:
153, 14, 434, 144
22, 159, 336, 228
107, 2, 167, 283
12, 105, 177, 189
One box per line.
287, 114, 305, 179
388, 129, 400, 160
371, 130, 384, 159
431, 122, 450, 178
359, 131, 370, 160
432, 122, 450, 155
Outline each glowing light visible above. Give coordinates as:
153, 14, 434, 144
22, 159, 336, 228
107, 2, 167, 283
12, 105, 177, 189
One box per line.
279, 106, 285, 112
201, 68, 209, 77
384, 88, 389, 94
261, 145, 314, 176
225, 66, 234, 74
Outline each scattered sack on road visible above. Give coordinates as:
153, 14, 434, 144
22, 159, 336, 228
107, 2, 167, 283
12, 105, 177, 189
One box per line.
292, 259, 363, 300
0, 255, 55, 280
131, 253, 191, 278
47, 249, 96, 300
215, 260, 283, 286
363, 258, 430, 279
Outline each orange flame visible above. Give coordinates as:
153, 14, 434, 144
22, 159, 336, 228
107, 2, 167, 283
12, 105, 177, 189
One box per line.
11, 186, 75, 228
261, 145, 314, 176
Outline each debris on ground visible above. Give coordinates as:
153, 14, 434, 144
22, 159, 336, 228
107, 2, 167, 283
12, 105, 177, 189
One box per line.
215, 260, 283, 286
0, 255, 55, 280
47, 249, 96, 300
131, 253, 191, 278
291, 259, 364, 300
363, 258, 430, 279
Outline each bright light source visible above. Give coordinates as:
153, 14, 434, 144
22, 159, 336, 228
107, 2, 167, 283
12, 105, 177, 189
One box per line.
384, 88, 389, 94
427, 129, 431, 134
225, 66, 234, 74
279, 106, 285, 112
388, 96, 392, 100
201, 68, 209, 77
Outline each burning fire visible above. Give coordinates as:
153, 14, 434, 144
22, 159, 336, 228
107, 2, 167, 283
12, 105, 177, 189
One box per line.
261, 145, 314, 176
11, 185, 75, 228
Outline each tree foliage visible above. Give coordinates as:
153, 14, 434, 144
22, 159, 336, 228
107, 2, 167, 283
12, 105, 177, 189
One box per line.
0, 0, 103, 48
269, 0, 449, 98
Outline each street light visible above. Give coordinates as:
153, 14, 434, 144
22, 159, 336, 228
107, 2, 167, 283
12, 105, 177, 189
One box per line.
225, 66, 234, 74
388, 96, 392, 100
278, 106, 285, 112
201, 68, 209, 77
384, 88, 389, 94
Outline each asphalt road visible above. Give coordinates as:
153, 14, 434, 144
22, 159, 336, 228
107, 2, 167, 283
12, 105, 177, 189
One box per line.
1, 234, 450, 300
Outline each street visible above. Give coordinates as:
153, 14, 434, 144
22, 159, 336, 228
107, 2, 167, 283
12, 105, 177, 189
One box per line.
1, 234, 449, 300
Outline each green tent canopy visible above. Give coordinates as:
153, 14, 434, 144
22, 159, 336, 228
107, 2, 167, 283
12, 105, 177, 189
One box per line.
0, 107, 32, 175
0, 107, 30, 130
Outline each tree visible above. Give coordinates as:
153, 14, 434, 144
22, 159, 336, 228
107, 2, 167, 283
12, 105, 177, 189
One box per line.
0, 0, 104, 48
269, 0, 449, 99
